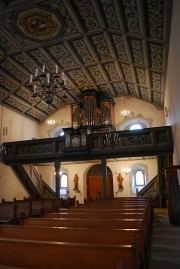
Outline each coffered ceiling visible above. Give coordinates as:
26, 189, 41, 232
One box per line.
0, 0, 172, 123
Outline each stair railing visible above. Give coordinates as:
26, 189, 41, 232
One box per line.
137, 175, 159, 199
22, 164, 55, 198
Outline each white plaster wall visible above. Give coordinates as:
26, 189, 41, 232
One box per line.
0, 163, 29, 201
0, 105, 38, 143
114, 96, 165, 130
38, 105, 71, 138
0, 105, 39, 201
165, 0, 180, 164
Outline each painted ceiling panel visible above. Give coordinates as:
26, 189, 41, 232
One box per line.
0, 0, 172, 122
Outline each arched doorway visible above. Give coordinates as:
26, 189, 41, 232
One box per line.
87, 165, 114, 201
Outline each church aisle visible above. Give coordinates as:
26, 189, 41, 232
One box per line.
149, 208, 180, 269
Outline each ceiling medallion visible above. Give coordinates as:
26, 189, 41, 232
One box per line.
17, 8, 61, 40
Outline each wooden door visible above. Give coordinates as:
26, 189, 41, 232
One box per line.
107, 175, 114, 199
87, 175, 114, 201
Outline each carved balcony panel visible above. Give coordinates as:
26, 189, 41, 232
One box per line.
1, 126, 173, 165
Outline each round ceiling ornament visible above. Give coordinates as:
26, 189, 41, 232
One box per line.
17, 8, 62, 41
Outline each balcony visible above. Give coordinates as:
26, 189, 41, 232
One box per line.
1, 126, 173, 165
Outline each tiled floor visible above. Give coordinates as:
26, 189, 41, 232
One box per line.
149, 208, 180, 269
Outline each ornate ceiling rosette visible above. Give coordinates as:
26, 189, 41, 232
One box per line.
16, 7, 62, 41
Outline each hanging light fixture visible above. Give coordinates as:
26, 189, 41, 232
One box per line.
122, 159, 131, 175
121, 109, 130, 117
47, 119, 55, 126
28, 65, 68, 106
122, 167, 131, 174
121, 96, 131, 117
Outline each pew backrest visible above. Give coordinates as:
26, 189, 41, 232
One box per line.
0, 237, 139, 269
0, 204, 17, 224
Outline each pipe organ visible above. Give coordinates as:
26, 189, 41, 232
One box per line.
63, 89, 115, 150
71, 89, 115, 131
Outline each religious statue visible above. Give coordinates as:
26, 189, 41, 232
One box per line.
117, 173, 124, 190
73, 174, 79, 191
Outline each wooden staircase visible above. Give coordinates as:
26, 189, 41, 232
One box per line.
11, 164, 56, 198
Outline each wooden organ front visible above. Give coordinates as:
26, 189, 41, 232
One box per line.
63, 89, 115, 150
71, 89, 115, 130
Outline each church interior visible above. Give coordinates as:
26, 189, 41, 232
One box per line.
0, 0, 180, 268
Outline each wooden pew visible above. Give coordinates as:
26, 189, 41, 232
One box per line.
73, 198, 149, 204
0, 224, 145, 269
44, 211, 146, 219
0, 237, 138, 269
53, 197, 64, 212
78, 198, 152, 210
1, 196, 150, 267
43, 212, 150, 238
82, 198, 150, 204
43, 212, 150, 254
1, 200, 33, 224
1, 199, 43, 219
16, 203, 32, 224
54, 198, 152, 257
78, 203, 150, 209
2, 198, 55, 218
43, 212, 149, 233
64, 201, 153, 234
56, 206, 151, 222
0, 197, 77, 223
58, 211, 148, 227
58, 207, 148, 212
28, 198, 59, 217
0, 204, 17, 225
0, 224, 139, 245
59, 203, 151, 214
22, 216, 145, 228
22, 217, 147, 247
23, 216, 148, 241
53, 207, 152, 234
0, 264, 27, 269
42, 198, 56, 215
25, 199, 54, 217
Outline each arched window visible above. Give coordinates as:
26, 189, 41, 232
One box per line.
120, 119, 150, 131
59, 172, 68, 198
61, 173, 68, 188
134, 170, 145, 186
131, 166, 146, 193
129, 124, 143, 130
50, 127, 66, 138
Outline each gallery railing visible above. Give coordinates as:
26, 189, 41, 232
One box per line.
1, 126, 173, 164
